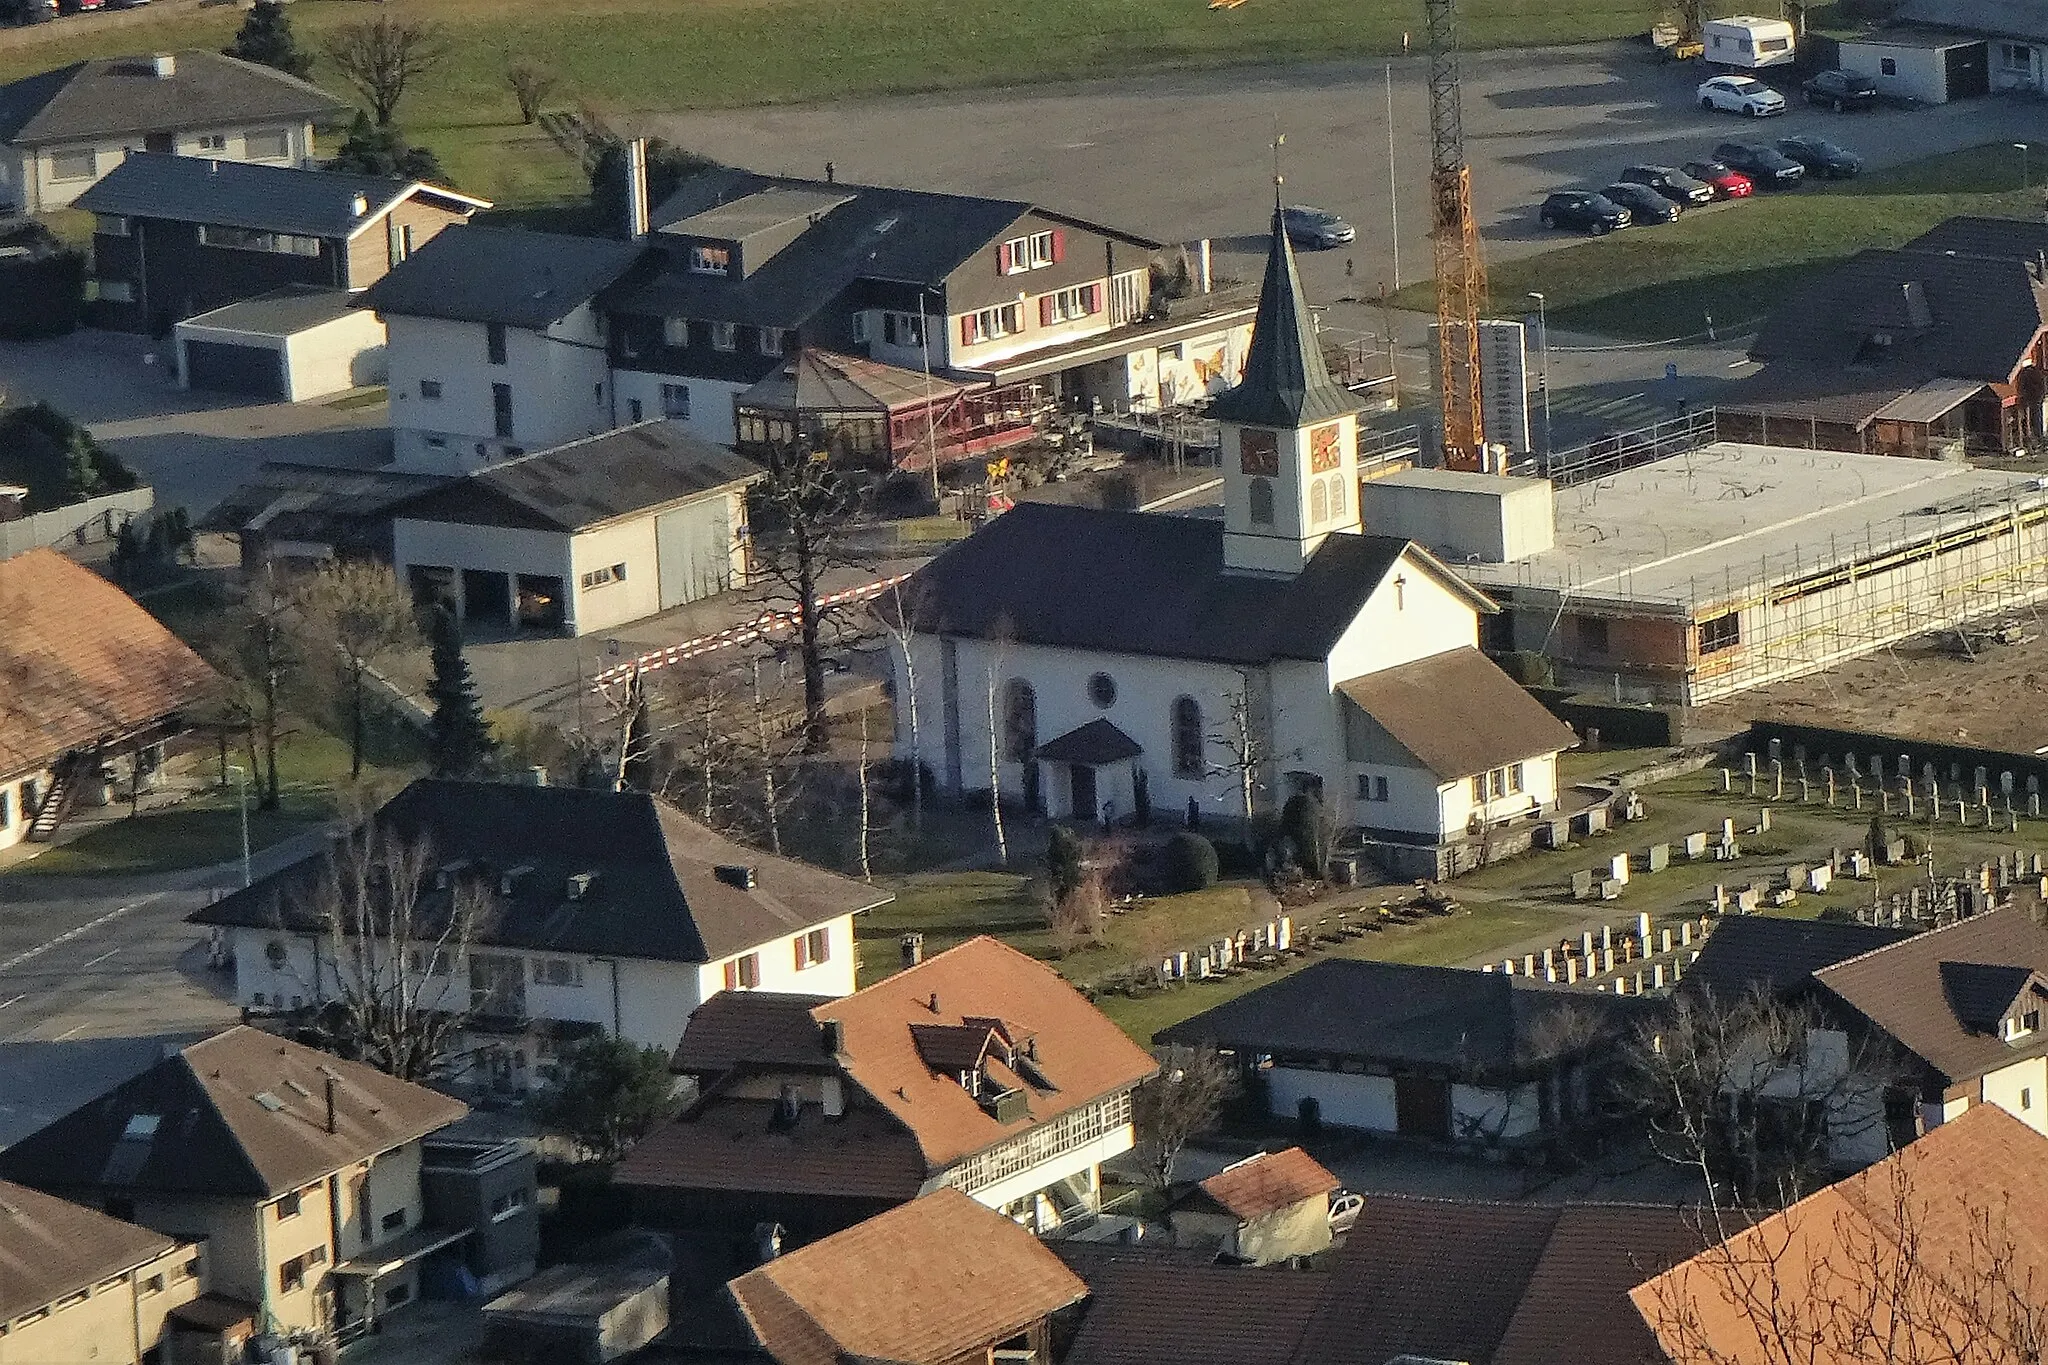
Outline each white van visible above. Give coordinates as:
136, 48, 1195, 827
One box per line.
1703, 16, 1797, 69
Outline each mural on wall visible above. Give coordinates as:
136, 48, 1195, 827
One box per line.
1155, 325, 1253, 407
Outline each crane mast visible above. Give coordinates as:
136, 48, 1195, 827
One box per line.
1425, 0, 1488, 471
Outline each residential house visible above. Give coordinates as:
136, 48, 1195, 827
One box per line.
1893, 0, 2048, 90
885, 208, 1574, 867
79, 152, 486, 335
202, 462, 454, 572
1631, 1103, 2048, 1365
0, 547, 224, 850
0, 1179, 205, 1365
1841, 0, 2042, 98
187, 779, 888, 1093
0, 50, 344, 213
1065, 1196, 1702, 1365
725, 1188, 1089, 1365
358, 227, 654, 473
1156, 958, 1649, 1147
1166, 1147, 1340, 1265
1718, 235, 2048, 458
1680, 914, 1912, 1004
171, 286, 392, 403
0, 1026, 497, 1341
387, 422, 762, 635
618, 935, 1159, 1238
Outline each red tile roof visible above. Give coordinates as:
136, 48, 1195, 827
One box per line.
726, 1188, 1087, 1365
1197, 1148, 1339, 1222
1065, 1260, 1318, 1365
0, 548, 223, 778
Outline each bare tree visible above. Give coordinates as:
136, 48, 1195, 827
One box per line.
292, 561, 422, 781
880, 578, 928, 833
1209, 668, 1278, 826
503, 59, 559, 124
856, 704, 874, 882
322, 17, 450, 127
750, 441, 868, 753
1132, 1044, 1236, 1190
982, 628, 1012, 867
213, 564, 296, 811
1620, 986, 1903, 1207
289, 818, 488, 1082
661, 657, 750, 826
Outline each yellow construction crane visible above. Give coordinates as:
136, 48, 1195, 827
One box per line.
1424, 0, 1488, 471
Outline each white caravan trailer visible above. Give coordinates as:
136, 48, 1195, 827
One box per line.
1703, 16, 1797, 68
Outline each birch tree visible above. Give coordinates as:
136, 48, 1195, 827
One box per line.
881, 578, 928, 833
982, 631, 1011, 868
1209, 669, 1274, 826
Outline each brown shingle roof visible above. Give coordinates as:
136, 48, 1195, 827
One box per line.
1064, 1260, 1318, 1365
671, 992, 837, 1075
615, 1095, 929, 1201
0, 1179, 176, 1322
1631, 1105, 2048, 1365
0, 548, 224, 779
819, 936, 1158, 1170
1336, 648, 1578, 780
0, 1026, 467, 1200
1813, 908, 2048, 1086
1196, 1148, 1339, 1223
726, 1188, 1088, 1365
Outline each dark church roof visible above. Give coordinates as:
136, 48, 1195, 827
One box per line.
1205, 203, 1368, 430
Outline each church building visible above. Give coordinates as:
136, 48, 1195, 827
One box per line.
885, 202, 1575, 863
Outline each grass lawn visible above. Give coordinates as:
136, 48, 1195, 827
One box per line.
1396, 144, 2043, 340
0, 0, 1653, 208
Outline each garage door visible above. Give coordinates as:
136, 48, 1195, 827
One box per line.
184, 340, 285, 399
1945, 42, 1990, 98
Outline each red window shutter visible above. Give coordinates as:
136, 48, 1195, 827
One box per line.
1039, 296, 1055, 327
1083, 283, 1101, 314
960, 316, 974, 346
723, 960, 738, 991
794, 938, 806, 971
1051, 231, 1065, 263
997, 242, 1012, 274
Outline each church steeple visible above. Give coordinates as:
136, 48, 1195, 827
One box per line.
1211, 199, 1368, 578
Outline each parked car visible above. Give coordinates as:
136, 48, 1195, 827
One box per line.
1282, 205, 1355, 248
1619, 164, 1715, 207
1681, 159, 1755, 198
1537, 190, 1631, 235
1712, 141, 1804, 188
1698, 74, 1786, 116
1602, 181, 1682, 224
1329, 1191, 1364, 1234
1801, 67, 1879, 110
54, 0, 102, 12
1, 0, 55, 20
1775, 135, 1861, 178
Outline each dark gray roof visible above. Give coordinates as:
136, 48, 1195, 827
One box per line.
890, 502, 1414, 666
611, 167, 1159, 328
357, 226, 653, 329
1035, 719, 1142, 766
0, 50, 345, 147
1895, 0, 2048, 41
738, 348, 970, 415
1682, 915, 1913, 1003
1906, 215, 2048, 261
390, 424, 763, 534
1205, 204, 1366, 429
75, 152, 480, 239
1155, 958, 1650, 1079
188, 779, 888, 965
179, 285, 359, 336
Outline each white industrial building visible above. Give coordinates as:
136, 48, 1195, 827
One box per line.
174, 287, 387, 402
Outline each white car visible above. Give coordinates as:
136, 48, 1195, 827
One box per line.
1698, 75, 1786, 116
1328, 1190, 1364, 1234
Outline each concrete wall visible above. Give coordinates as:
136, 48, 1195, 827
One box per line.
1266, 1067, 1398, 1131
567, 517, 662, 635
384, 308, 613, 474
610, 370, 747, 446
1356, 475, 1555, 564
1452, 1080, 1542, 1141
391, 519, 571, 626
283, 310, 389, 400
130, 1196, 261, 1319
0, 487, 153, 564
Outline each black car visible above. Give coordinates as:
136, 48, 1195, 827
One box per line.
1712, 141, 1804, 189
1538, 190, 1630, 235
1619, 164, 1715, 207
1601, 182, 1682, 224
1281, 205, 1356, 248
1775, 135, 1862, 178
1801, 68, 1880, 111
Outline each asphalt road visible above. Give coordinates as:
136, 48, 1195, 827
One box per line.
649, 42, 2047, 310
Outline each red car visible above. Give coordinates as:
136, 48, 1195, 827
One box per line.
1682, 160, 1755, 199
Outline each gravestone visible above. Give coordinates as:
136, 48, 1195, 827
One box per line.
1646, 843, 1671, 873
1685, 831, 1709, 859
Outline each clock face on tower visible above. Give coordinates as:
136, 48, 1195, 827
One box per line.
1240, 429, 1279, 477
1308, 423, 1343, 473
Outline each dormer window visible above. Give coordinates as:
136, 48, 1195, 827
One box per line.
690, 244, 732, 276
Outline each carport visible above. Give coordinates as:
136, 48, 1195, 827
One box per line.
173, 286, 387, 403
1837, 27, 1990, 104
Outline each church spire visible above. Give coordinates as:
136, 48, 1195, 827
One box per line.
1206, 200, 1365, 430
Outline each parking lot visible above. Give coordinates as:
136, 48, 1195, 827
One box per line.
650, 41, 2046, 305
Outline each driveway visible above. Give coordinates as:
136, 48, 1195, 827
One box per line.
0, 329, 389, 519
648, 42, 2045, 310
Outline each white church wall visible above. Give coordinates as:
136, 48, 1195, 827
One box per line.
1347, 760, 1450, 840
1323, 553, 1483, 687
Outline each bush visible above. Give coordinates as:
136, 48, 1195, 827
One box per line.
1162, 832, 1219, 892
0, 401, 136, 510
1279, 792, 1327, 877
1495, 650, 1556, 688
0, 248, 85, 340
1046, 824, 1086, 905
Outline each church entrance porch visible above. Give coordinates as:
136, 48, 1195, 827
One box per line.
1069, 764, 1097, 822
1034, 718, 1144, 826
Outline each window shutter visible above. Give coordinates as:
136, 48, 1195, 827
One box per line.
1039, 296, 1055, 327
1083, 283, 1101, 314
960, 316, 974, 346
794, 938, 806, 971
997, 242, 1012, 274
723, 960, 738, 991
1051, 230, 1065, 263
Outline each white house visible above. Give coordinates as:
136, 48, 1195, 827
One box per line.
0, 50, 344, 213
389, 423, 762, 635
187, 779, 889, 1095
359, 227, 655, 474
618, 935, 1160, 1238
885, 205, 1575, 858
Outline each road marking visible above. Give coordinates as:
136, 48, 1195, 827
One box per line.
82, 947, 121, 968
52, 1024, 84, 1041
0, 900, 146, 976
0, 994, 23, 1010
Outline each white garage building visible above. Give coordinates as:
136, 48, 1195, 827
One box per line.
173, 286, 388, 402
391, 422, 762, 636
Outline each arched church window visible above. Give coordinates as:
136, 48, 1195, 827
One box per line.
1329, 474, 1347, 518
1249, 477, 1275, 526
1002, 679, 1037, 761
1309, 480, 1328, 525
1171, 697, 1204, 777
1087, 672, 1118, 708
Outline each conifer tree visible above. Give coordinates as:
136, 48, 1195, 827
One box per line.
426, 607, 495, 779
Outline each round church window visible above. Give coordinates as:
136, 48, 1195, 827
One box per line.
1087, 672, 1118, 708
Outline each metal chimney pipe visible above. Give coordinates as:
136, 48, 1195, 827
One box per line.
626, 138, 651, 241
324, 1076, 337, 1134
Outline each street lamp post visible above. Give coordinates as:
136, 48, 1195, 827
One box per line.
2019, 143, 2032, 191
226, 763, 251, 888
1526, 291, 1552, 466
